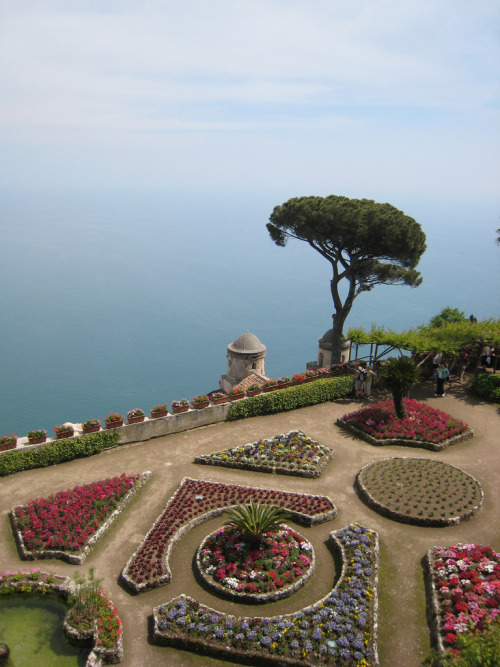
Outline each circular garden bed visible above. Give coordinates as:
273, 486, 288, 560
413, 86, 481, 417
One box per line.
196, 524, 315, 603
356, 457, 483, 526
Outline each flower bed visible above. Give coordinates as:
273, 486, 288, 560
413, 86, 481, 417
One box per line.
0, 568, 123, 664
153, 523, 379, 666
194, 430, 334, 478
426, 544, 500, 659
11, 472, 151, 563
337, 398, 473, 451
121, 477, 336, 593
356, 458, 483, 526
196, 525, 315, 603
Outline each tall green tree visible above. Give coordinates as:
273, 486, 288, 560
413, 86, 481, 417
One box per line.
267, 195, 426, 362
378, 356, 420, 420
428, 306, 467, 329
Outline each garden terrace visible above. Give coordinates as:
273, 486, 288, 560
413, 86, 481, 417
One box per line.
356, 458, 483, 526
337, 398, 473, 451
194, 429, 334, 478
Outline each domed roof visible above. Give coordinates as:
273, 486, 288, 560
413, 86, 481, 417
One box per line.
319, 328, 334, 344
228, 332, 266, 354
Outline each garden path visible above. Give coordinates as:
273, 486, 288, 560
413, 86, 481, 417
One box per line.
0, 384, 498, 667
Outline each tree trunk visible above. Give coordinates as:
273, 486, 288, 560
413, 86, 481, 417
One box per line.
392, 391, 407, 420
331, 311, 348, 364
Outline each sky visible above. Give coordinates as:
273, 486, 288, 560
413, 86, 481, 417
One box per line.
1, 0, 499, 202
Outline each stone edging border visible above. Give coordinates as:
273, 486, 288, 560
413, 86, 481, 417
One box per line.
152, 523, 380, 667
0, 573, 123, 665
424, 546, 447, 655
10, 472, 152, 564
194, 524, 315, 603
121, 477, 337, 594
336, 418, 474, 451
355, 458, 484, 527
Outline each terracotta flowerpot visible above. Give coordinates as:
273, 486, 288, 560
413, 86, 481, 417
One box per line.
56, 430, 74, 439
127, 414, 145, 424
211, 396, 229, 405
150, 409, 168, 419
277, 382, 292, 389
246, 389, 261, 397
82, 424, 100, 434
305, 376, 318, 382
193, 401, 210, 410
263, 385, 277, 393
105, 420, 124, 429
229, 393, 245, 401
0, 439, 16, 451
27, 436, 47, 445
172, 405, 189, 414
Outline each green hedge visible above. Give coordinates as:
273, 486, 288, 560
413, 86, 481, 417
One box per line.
470, 373, 500, 403
0, 431, 121, 477
227, 375, 354, 421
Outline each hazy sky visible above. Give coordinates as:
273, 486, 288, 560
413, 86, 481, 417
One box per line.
1, 1, 499, 200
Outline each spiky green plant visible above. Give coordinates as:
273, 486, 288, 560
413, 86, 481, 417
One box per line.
224, 501, 289, 544
378, 355, 420, 420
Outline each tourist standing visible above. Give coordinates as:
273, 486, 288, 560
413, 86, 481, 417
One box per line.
435, 362, 449, 397
354, 362, 367, 400
363, 365, 377, 397
432, 351, 443, 377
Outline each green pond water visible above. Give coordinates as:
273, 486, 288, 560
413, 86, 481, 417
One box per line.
0, 596, 89, 666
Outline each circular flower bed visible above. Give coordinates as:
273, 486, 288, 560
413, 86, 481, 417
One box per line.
337, 398, 473, 450
196, 525, 314, 602
356, 457, 483, 526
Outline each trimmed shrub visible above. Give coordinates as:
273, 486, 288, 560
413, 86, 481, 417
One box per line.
470, 373, 500, 403
227, 375, 354, 421
0, 431, 120, 477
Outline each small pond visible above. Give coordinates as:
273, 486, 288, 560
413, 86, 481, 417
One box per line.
0, 595, 89, 666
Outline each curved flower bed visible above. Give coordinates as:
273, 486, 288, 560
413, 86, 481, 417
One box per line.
121, 477, 336, 593
0, 568, 123, 664
10, 472, 151, 564
195, 430, 334, 478
337, 398, 473, 451
196, 525, 315, 603
153, 523, 379, 666
426, 544, 500, 659
356, 458, 483, 526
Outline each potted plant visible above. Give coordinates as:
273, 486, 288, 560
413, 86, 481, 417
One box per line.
193, 394, 210, 410
172, 399, 189, 414
210, 392, 229, 405
82, 418, 101, 434
104, 413, 124, 429
151, 404, 168, 418
127, 408, 145, 424
26, 429, 47, 444
0, 433, 17, 451
305, 369, 319, 381
292, 372, 306, 385
245, 383, 261, 397
262, 378, 278, 392
54, 424, 75, 439
228, 386, 245, 400
277, 376, 292, 388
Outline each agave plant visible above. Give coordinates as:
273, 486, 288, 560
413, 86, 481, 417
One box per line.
378, 355, 420, 420
223, 501, 289, 544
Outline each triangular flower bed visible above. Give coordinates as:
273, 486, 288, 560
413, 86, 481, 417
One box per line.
121, 477, 336, 593
152, 523, 379, 666
425, 543, 500, 661
10, 472, 150, 564
194, 429, 334, 477
337, 398, 473, 451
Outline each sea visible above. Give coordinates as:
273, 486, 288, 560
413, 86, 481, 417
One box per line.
1, 189, 499, 437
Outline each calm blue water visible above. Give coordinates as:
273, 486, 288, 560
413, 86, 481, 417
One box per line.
1, 190, 499, 436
